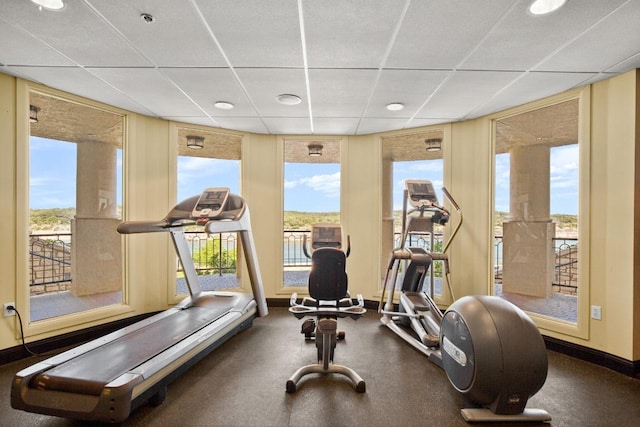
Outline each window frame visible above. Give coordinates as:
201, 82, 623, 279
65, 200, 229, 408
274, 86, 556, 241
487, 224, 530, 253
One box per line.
16, 81, 132, 337
489, 86, 591, 339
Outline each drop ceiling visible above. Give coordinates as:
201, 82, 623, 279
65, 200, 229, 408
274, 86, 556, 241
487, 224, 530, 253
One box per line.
1, 0, 639, 136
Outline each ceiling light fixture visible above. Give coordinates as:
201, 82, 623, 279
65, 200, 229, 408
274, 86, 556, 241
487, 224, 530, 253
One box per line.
29, 105, 39, 123
308, 144, 323, 157
214, 101, 234, 110
31, 0, 64, 10
186, 135, 204, 150
529, 0, 567, 15
276, 94, 302, 105
425, 138, 442, 152
386, 103, 404, 111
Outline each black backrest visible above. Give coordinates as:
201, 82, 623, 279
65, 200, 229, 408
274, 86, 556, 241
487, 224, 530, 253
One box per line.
308, 248, 348, 303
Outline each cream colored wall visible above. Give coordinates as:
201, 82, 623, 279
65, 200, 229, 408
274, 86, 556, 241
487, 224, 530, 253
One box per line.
124, 115, 174, 311
0, 73, 19, 349
569, 69, 638, 360
2, 70, 639, 364
240, 133, 283, 298
341, 134, 382, 299
447, 119, 494, 299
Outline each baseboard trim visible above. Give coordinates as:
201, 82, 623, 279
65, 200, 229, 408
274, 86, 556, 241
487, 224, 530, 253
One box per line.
543, 335, 640, 378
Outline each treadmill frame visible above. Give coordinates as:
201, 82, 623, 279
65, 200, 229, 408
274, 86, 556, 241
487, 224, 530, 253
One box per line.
11, 190, 267, 423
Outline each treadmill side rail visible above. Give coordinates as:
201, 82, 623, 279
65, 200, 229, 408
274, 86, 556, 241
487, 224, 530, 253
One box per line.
11, 300, 256, 423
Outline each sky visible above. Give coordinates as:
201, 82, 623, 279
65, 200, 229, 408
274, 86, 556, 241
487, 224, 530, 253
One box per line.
29, 136, 123, 210
495, 144, 578, 215
29, 137, 578, 216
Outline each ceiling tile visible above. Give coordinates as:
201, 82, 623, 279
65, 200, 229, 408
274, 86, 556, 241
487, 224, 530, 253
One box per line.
235, 68, 308, 117
357, 118, 414, 135
195, 0, 303, 67
308, 69, 378, 117
303, 0, 407, 68
262, 117, 312, 135
162, 67, 256, 116
89, 67, 202, 117
0, 17, 75, 66
469, 71, 598, 118
313, 118, 360, 135
460, 0, 629, 71
386, 0, 514, 69
534, 1, 640, 72
415, 70, 521, 119
86, 0, 227, 67
7, 65, 155, 116
163, 116, 221, 128
213, 117, 269, 134
0, 0, 151, 67
365, 69, 450, 118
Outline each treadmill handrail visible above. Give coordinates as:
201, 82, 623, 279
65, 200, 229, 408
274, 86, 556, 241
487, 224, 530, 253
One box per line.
117, 220, 194, 234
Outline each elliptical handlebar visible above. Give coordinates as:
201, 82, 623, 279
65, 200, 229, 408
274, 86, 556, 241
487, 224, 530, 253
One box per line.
441, 186, 463, 254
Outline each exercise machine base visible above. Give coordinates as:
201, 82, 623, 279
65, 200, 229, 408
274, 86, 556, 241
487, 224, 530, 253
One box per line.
286, 364, 366, 393
461, 408, 551, 423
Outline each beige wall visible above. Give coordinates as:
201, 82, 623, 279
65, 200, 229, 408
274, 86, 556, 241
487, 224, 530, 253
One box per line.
1, 70, 639, 364
0, 73, 18, 350
240, 133, 283, 298
447, 119, 494, 299
583, 70, 639, 360
341, 134, 382, 299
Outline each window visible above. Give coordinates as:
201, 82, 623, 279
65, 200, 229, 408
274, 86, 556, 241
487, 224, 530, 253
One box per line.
382, 130, 446, 297
283, 138, 341, 287
28, 90, 124, 321
493, 98, 580, 324
175, 127, 241, 295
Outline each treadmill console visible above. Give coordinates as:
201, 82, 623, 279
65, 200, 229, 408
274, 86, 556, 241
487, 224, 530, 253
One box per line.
405, 180, 439, 207
192, 187, 230, 219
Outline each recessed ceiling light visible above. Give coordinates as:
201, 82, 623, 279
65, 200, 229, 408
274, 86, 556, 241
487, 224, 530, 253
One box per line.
31, 0, 64, 10
276, 94, 302, 105
214, 101, 234, 110
529, 0, 567, 15
386, 103, 404, 111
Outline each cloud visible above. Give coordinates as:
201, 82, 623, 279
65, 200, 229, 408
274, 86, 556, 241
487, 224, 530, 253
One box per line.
298, 172, 341, 198
283, 180, 297, 189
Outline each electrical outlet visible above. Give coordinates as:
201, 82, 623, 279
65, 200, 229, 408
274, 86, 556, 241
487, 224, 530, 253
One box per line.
591, 305, 602, 320
3, 302, 16, 317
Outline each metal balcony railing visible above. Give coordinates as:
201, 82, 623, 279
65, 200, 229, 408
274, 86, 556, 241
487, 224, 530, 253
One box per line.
27, 231, 578, 295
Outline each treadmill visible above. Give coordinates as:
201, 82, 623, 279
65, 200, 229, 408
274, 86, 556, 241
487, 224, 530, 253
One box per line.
11, 188, 268, 423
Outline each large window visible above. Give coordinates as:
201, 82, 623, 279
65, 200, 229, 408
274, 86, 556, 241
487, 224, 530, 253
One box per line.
175, 127, 241, 295
283, 138, 341, 287
381, 130, 446, 298
28, 90, 124, 321
493, 98, 581, 325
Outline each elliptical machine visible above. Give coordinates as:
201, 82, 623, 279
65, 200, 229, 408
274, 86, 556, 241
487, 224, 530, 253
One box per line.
379, 180, 551, 422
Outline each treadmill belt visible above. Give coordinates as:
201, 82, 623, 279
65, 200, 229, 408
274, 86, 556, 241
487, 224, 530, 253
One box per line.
30, 295, 245, 395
